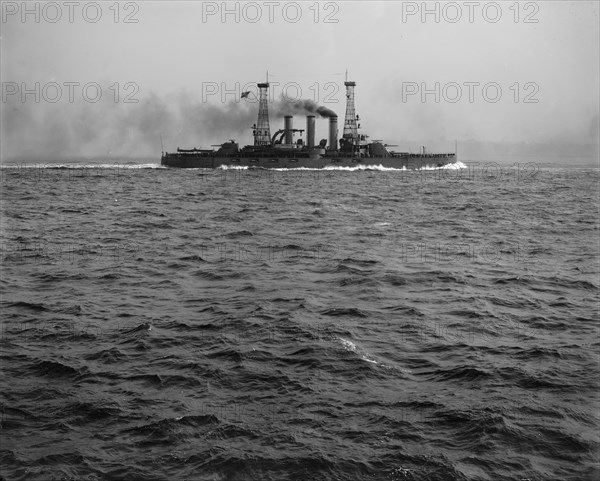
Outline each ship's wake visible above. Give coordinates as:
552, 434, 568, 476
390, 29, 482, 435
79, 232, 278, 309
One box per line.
216, 161, 467, 172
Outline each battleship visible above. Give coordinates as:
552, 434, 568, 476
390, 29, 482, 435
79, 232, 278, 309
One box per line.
161, 79, 457, 169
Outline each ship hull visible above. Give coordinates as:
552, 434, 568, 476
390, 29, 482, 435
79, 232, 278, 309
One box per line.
161, 154, 457, 170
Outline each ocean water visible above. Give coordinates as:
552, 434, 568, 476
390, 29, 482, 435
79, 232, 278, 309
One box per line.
0, 161, 598, 481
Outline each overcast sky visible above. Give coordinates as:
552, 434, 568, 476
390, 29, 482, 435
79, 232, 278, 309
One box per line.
1, 1, 598, 160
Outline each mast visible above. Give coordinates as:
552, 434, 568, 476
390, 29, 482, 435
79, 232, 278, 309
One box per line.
343, 78, 358, 148
254, 77, 271, 146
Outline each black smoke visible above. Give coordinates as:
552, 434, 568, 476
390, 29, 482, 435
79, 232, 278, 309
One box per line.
273, 97, 337, 119
1, 91, 256, 161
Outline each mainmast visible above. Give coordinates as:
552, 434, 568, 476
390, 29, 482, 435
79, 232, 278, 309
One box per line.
253, 79, 271, 146
343, 77, 359, 148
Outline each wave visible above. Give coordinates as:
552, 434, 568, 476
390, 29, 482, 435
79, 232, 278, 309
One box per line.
336, 337, 398, 371
2, 163, 597, 481
217, 164, 249, 170
214, 161, 468, 172
4, 301, 48, 311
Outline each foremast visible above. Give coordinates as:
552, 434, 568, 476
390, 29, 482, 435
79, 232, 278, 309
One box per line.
253, 82, 271, 146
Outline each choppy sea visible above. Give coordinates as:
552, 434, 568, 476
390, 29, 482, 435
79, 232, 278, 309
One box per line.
1, 160, 598, 481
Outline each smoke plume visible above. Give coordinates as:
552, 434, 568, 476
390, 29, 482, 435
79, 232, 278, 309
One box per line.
273, 97, 337, 119
1, 91, 256, 161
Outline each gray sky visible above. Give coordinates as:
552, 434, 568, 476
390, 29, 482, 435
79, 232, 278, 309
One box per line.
1, 1, 598, 160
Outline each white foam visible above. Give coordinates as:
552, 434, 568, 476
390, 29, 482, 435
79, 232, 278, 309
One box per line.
323, 164, 406, 172
216, 164, 249, 170
444, 160, 468, 169
338, 337, 381, 365
215, 162, 462, 172
339, 337, 358, 352
271, 167, 324, 171
417, 160, 467, 171
337, 336, 407, 371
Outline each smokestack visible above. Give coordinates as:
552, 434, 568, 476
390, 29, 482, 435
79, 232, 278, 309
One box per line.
329, 116, 338, 151
284, 115, 293, 144
306, 115, 315, 149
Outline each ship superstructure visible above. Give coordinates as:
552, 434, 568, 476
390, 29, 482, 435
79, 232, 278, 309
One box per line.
161, 78, 456, 169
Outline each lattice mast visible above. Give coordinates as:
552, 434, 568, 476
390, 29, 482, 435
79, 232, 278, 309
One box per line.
343, 73, 359, 147
254, 81, 271, 146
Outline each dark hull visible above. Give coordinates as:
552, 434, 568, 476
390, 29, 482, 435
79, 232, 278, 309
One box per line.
161, 153, 457, 170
